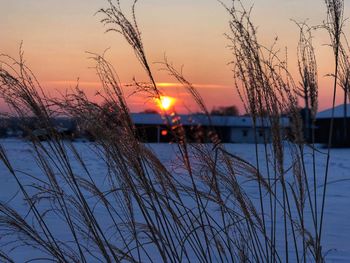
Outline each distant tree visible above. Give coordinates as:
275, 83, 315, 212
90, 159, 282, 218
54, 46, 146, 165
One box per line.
241, 109, 270, 117
0, 120, 7, 137
210, 105, 239, 116
142, 109, 159, 114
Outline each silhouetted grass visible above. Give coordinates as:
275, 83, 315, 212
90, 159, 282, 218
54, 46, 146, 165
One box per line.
0, 0, 346, 262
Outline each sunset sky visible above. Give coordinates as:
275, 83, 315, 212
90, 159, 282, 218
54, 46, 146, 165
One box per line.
1, 0, 349, 113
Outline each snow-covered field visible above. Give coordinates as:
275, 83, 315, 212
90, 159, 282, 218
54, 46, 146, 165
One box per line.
0, 139, 349, 262
149, 142, 350, 262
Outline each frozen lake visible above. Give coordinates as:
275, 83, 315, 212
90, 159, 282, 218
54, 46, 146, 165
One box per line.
0, 139, 349, 262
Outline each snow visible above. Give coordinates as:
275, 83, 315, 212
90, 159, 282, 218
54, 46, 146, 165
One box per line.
0, 139, 349, 262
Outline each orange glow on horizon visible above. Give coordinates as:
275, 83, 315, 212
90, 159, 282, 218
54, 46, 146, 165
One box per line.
156, 96, 176, 111
157, 82, 182, 88
0, 1, 343, 115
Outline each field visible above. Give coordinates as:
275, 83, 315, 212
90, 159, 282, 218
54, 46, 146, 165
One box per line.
0, 0, 349, 261
0, 139, 349, 262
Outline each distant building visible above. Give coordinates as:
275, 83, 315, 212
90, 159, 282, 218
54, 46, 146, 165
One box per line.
315, 104, 350, 145
131, 113, 290, 143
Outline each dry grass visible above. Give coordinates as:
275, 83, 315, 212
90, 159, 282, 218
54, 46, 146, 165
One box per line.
0, 0, 346, 262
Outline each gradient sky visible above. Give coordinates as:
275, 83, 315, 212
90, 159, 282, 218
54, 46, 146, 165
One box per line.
1, 0, 349, 113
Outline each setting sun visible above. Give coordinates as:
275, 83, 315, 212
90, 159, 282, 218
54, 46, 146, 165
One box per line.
156, 96, 176, 111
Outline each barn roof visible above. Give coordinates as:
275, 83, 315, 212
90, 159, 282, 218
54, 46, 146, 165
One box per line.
316, 104, 350, 119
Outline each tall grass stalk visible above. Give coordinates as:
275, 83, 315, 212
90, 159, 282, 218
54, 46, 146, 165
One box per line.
0, 0, 344, 262
319, 1, 344, 261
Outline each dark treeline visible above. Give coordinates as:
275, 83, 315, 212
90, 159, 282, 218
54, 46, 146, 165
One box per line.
0, 117, 78, 139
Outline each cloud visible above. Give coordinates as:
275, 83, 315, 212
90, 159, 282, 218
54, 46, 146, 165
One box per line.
44, 80, 101, 87
156, 82, 230, 89
44, 81, 231, 90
